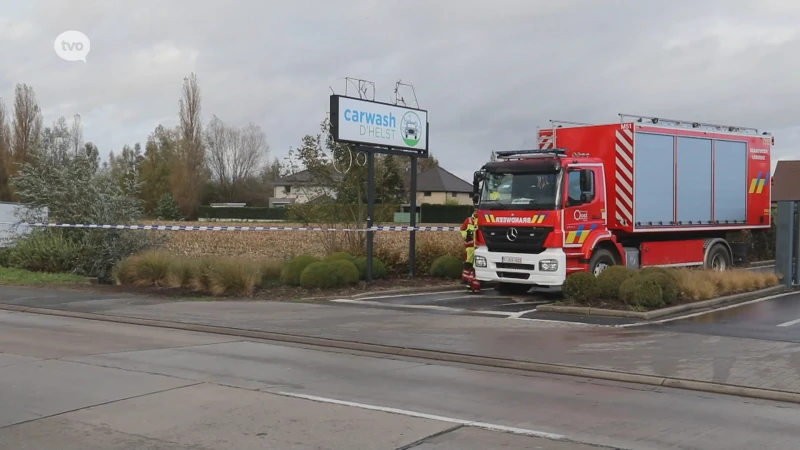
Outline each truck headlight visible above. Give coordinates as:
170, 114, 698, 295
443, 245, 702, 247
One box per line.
539, 259, 558, 272
474, 256, 487, 268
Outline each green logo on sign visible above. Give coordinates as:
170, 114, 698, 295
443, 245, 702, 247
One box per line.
401, 111, 422, 147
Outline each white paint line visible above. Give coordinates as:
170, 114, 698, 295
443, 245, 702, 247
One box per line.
272, 390, 566, 441
329, 299, 513, 317
498, 301, 545, 307
777, 317, 800, 327
354, 290, 464, 300
434, 295, 490, 302
506, 309, 608, 326
355, 288, 497, 301
617, 290, 798, 328
507, 309, 539, 319
9, 295, 57, 302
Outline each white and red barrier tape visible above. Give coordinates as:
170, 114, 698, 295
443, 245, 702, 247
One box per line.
0, 222, 460, 232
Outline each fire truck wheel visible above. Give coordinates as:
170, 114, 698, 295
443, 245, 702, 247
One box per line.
706, 244, 731, 271
589, 249, 616, 277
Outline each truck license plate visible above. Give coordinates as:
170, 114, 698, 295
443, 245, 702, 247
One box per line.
502, 256, 523, 263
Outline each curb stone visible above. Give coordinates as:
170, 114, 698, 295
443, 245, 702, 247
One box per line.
536, 285, 788, 320
749, 260, 775, 268
1, 302, 799, 405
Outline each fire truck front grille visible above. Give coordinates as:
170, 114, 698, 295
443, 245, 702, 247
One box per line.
481, 226, 552, 254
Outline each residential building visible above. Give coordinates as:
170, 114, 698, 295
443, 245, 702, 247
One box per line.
409, 166, 473, 205
270, 169, 340, 207
771, 160, 799, 204
271, 165, 473, 207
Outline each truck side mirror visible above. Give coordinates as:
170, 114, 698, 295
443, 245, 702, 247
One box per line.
580, 170, 593, 193
472, 171, 483, 199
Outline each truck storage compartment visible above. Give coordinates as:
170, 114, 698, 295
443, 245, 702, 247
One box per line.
714, 140, 748, 223
676, 137, 712, 224
633, 132, 749, 227
634, 132, 674, 225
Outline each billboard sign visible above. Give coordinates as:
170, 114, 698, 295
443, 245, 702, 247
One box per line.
330, 95, 428, 154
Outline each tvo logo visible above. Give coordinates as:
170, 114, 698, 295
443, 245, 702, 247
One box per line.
573, 210, 588, 221
54, 30, 90, 62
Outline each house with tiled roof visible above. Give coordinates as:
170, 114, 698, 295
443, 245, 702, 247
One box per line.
407, 166, 473, 205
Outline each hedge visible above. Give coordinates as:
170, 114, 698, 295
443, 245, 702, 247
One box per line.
289, 203, 398, 224
420, 204, 474, 223
194, 203, 476, 224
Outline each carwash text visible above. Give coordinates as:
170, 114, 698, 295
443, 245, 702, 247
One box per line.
344, 108, 397, 140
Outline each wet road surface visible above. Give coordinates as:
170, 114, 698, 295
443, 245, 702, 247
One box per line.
3, 310, 799, 449
338, 288, 556, 315
644, 289, 800, 343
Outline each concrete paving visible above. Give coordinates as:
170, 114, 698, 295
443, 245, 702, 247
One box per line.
1, 310, 798, 449
4, 286, 800, 396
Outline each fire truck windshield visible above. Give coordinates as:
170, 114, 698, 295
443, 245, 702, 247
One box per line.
480, 172, 559, 210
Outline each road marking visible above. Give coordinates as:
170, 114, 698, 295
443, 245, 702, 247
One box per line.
9, 295, 57, 302
777, 317, 800, 327
498, 301, 546, 307
329, 299, 514, 317
353, 289, 495, 301
617, 291, 798, 328
272, 390, 566, 441
354, 290, 464, 300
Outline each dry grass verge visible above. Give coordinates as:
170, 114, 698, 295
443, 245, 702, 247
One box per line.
563, 267, 779, 310
113, 249, 461, 299
676, 268, 779, 301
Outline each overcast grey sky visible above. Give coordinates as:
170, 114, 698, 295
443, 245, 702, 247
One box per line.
1, 0, 799, 182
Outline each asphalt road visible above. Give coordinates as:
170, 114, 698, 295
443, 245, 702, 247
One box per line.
644, 289, 800, 343
1, 310, 798, 450
344, 288, 554, 314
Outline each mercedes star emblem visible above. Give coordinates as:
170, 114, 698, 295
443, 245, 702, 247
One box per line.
506, 227, 518, 241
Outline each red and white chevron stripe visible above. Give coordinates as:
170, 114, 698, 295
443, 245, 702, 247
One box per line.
538, 129, 554, 149
614, 128, 634, 227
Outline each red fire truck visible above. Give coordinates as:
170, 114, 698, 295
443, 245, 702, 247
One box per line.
471, 114, 773, 293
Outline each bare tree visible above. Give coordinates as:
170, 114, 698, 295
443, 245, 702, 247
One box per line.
0, 99, 9, 153
178, 73, 203, 150
171, 73, 207, 218
205, 115, 268, 202
0, 99, 11, 200
70, 114, 83, 155
11, 83, 43, 166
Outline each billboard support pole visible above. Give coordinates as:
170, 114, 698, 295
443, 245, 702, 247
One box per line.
366, 150, 375, 282
409, 155, 418, 277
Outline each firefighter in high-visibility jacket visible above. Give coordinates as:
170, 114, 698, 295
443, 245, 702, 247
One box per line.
460, 210, 482, 293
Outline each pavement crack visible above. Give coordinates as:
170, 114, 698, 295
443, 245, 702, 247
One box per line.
60, 358, 201, 383
74, 339, 246, 358
0, 382, 204, 431
394, 424, 464, 450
